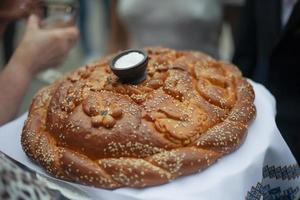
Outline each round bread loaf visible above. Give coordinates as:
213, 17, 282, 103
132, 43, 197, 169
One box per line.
21, 47, 256, 189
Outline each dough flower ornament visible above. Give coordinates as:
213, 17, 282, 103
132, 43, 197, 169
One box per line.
82, 94, 123, 128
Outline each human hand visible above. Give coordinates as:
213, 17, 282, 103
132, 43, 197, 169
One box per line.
10, 14, 79, 77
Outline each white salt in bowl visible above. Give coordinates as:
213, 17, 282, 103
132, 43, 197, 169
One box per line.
110, 49, 148, 84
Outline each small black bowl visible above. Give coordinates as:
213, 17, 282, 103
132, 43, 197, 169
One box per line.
109, 49, 148, 84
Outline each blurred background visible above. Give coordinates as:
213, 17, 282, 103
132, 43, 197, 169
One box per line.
0, 0, 244, 114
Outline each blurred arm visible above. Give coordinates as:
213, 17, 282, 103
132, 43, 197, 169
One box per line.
0, 58, 32, 125
0, 15, 78, 125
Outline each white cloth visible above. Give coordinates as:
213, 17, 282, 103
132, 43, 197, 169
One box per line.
0, 81, 299, 200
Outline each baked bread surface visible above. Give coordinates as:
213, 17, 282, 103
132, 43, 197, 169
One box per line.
22, 47, 256, 189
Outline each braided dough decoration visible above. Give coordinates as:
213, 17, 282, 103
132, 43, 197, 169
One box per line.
22, 47, 256, 189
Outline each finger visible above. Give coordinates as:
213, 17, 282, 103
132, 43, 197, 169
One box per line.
27, 14, 40, 30
55, 27, 79, 49
65, 27, 79, 44
55, 27, 79, 41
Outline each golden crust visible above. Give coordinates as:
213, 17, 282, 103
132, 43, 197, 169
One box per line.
21, 47, 256, 189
